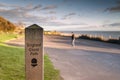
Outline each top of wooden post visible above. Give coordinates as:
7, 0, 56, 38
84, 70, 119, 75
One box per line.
26, 24, 43, 30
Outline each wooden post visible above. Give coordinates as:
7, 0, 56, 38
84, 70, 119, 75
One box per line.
25, 24, 43, 80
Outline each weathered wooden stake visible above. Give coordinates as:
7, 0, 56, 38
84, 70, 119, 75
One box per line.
25, 24, 43, 80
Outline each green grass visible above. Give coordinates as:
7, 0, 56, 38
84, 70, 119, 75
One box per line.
44, 55, 60, 80
0, 44, 25, 80
0, 33, 18, 42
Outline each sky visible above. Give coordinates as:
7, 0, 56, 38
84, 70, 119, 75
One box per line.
0, 0, 120, 31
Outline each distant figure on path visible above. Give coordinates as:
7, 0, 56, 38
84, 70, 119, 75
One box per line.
71, 32, 75, 47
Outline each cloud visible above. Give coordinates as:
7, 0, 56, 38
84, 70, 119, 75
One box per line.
0, 8, 50, 25
69, 23, 87, 25
0, 3, 58, 25
0, 3, 21, 9
44, 21, 87, 26
0, 2, 85, 28
62, 12, 76, 19
0, 3, 42, 12
0, 3, 6, 7
48, 16, 57, 20
48, 11, 56, 14
42, 5, 57, 10
68, 13, 76, 16
106, 6, 120, 12
102, 22, 120, 27
0, 8, 24, 18
0, 3, 43, 19
33, 4, 42, 10
19, 4, 42, 11
109, 22, 120, 26
0, 6, 85, 27
105, 1, 120, 12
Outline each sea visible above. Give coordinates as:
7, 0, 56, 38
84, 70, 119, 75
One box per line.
60, 31, 120, 40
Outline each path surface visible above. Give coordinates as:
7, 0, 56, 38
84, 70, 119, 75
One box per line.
5, 35, 120, 80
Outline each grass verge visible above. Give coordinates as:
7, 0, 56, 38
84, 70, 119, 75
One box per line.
0, 33, 17, 42
0, 44, 60, 80
44, 55, 60, 80
0, 33, 23, 42
0, 44, 25, 80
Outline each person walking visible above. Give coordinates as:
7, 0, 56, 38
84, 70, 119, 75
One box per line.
71, 32, 75, 47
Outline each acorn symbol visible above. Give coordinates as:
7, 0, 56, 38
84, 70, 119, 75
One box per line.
31, 58, 37, 67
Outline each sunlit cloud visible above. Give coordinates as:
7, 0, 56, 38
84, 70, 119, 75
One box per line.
0, 0, 120, 31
